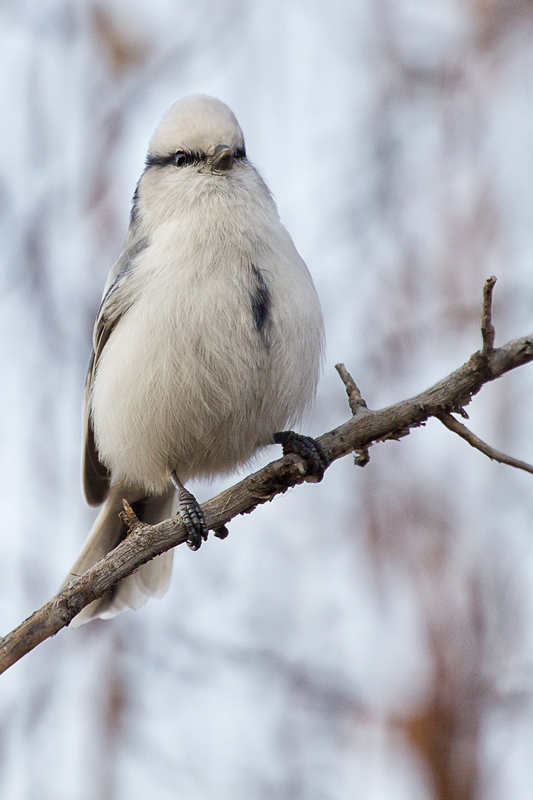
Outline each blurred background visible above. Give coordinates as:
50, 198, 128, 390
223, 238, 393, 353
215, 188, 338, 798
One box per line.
1, 1, 533, 798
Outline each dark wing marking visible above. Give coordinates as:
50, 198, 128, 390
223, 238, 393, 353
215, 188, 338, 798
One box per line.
250, 264, 271, 345
82, 238, 149, 506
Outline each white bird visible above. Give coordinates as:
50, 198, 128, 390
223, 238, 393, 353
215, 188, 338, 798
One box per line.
65, 95, 325, 625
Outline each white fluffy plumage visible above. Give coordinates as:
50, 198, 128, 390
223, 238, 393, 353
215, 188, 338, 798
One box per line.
65, 95, 324, 624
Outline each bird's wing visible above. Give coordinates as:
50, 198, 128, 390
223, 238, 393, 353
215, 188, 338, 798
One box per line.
82, 235, 149, 506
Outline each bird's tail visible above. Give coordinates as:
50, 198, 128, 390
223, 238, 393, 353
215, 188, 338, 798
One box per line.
63, 486, 175, 627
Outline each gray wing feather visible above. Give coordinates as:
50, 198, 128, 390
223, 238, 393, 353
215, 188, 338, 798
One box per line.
82, 234, 149, 506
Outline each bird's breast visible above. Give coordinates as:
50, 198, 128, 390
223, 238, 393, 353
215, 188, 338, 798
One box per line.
90, 200, 323, 494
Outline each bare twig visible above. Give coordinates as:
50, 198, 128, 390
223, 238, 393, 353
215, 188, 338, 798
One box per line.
120, 499, 139, 527
334, 363, 371, 466
1, 292, 533, 673
335, 363, 368, 415
481, 276, 497, 355
439, 412, 533, 476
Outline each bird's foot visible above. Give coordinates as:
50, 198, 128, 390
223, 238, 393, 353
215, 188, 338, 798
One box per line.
171, 472, 208, 550
273, 431, 329, 482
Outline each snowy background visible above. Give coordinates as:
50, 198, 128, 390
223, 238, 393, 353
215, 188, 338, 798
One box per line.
1, 1, 533, 799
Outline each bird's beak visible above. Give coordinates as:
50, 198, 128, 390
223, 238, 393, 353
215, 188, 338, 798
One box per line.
211, 144, 234, 171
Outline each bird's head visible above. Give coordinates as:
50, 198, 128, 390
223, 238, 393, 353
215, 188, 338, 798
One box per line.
146, 95, 246, 175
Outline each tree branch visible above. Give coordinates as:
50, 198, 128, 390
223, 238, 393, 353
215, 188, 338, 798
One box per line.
481, 275, 497, 355
1, 283, 533, 674
334, 363, 371, 465
334, 363, 368, 415
438, 412, 533, 476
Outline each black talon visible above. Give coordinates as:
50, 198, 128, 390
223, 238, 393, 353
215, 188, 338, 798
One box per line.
177, 487, 208, 550
171, 472, 208, 550
273, 431, 329, 481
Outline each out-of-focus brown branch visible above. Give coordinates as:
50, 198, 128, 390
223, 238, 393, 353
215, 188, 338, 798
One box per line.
1, 280, 532, 674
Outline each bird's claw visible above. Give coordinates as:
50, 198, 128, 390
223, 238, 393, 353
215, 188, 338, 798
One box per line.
176, 486, 208, 550
273, 431, 329, 482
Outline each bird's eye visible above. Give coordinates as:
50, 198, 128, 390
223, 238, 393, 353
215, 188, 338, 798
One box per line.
174, 151, 187, 167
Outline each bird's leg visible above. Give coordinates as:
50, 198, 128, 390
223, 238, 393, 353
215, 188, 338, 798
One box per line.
273, 431, 329, 482
170, 471, 208, 550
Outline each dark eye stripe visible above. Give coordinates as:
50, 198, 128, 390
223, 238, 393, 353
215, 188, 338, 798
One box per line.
145, 145, 247, 170
145, 153, 182, 168
145, 150, 204, 168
